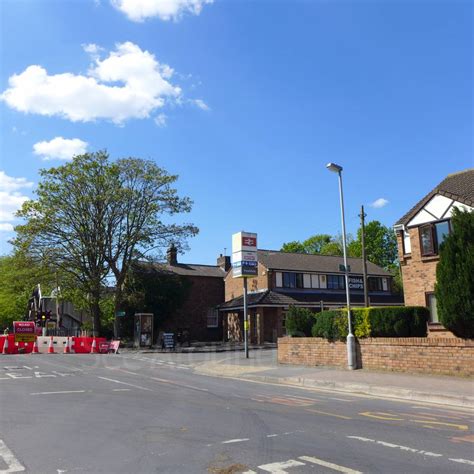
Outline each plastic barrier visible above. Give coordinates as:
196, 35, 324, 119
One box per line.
1, 336, 108, 354
71, 337, 107, 354
0, 336, 35, 354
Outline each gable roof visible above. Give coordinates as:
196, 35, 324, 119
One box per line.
136, 261, 226, 278
163, 263, 226, 278
257, 249, 391, 276
395, 168, 474, 227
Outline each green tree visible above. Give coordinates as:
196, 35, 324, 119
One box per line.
351, 221, 398, 269
435, 208, 474, 338
281, 233, 355, 257
13, 151, 198, 336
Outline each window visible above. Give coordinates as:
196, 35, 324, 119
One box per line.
311, 274, 320, 288
419, 220, 451, 256
327, 275, 345, 290
275, 272, 283, 287
282, 272, 296, 288
282, 273, 305, 288
426, 293, 439, 323
368, 277, 383, 292
207, 308, 219, 328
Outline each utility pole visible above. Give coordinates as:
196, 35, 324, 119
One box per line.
360, 205, 369, 307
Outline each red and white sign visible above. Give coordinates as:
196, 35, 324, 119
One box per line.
13, 321, 35, 334
13, 321, 36, 343
242, 236, 257, 247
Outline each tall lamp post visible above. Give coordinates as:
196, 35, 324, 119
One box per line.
326, 162, 357, 370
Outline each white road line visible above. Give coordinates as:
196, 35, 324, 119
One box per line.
449, 458, 474, 466
97, 376, 153, 391
299, 456, 362, 473
221, 438, 250, 444
112, 388, 131, 392
30, 390, 86, 395
0, 439, 25, 472
348, 436, 443, 458
266, 434, 279, 438
258, 459, 305, 473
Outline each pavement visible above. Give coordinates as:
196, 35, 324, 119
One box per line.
0, 351, 473, 473
127, 347, 474, 409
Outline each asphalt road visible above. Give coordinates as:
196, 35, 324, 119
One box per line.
0, 352, 473, 473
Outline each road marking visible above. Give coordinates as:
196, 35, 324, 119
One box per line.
97, 376, 153, 391
306, 409, 352, 420
449, 458, 474, 466
348, 436, 443, 458
410, 419, 468, 431
266, 434, 278, 438
359, 411, 403, 421
258, 459, 305, 473
221, 438, 250, 444
30, 390, 86, 395
299, 455, 362, 473
112, 388, 131, 392
0, 439, 25, 472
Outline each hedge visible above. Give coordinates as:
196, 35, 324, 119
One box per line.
285, 306, 316, 337
312, 306, 429, 340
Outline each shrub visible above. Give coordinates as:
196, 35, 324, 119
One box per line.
435, 208, 474, 338
368, 306, 428, 337
312, 306, 429, 340
285, 306, 316, 336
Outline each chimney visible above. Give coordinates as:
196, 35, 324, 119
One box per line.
217, 253, 231, 272
167, 244, 178, 266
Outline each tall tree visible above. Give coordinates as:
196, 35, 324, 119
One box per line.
435, 208, 474, 338
13, 151, 198, 336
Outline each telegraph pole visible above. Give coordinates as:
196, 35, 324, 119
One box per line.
360, 205, 369, 307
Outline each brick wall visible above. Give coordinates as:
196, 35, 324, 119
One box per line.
161, 275, 224, 341
278, 337, 474, 376
397, 227, 439, 306
224, 262, 270, 301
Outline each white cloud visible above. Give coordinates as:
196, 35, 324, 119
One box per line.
111, 0, 213, 22
1, 42, 182, 124
154, 113, 167, 127
0, 223, 14, 232
0, 171, 33, 230
193, 98, 210, 111
370, 198, 389, 209
33, 137, 88, 161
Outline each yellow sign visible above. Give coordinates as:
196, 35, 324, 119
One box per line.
244, 320, 249, 330
14, 334, 36, 343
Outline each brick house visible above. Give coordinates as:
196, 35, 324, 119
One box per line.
150, 245, 229, 342
393, 169, 474, 335
220, 249, 403, 344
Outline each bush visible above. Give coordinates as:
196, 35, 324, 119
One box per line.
312, 306, 429, 340
435, 208, 474, 338
285, 306, 316, 336
368, 306, 428, 337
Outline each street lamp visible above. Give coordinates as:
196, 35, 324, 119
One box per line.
326, 162, 357, 370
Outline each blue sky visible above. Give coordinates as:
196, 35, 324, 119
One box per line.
0, 0, 472, 263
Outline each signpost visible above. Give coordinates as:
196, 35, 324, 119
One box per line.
13, 321, 36, 343
232, 231, 258, 359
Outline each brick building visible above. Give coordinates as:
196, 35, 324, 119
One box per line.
220, 249, 403, 344
393, 169, 474, 334
150, 245, 229, 342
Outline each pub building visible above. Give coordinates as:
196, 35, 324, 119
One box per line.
220, 249, 403, 344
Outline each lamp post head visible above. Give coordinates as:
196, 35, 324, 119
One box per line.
326, 162, 343, 173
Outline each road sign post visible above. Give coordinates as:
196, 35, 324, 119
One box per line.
232, 232, 258, 359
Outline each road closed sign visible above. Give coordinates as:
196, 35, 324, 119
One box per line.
13, 321, 36, 343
